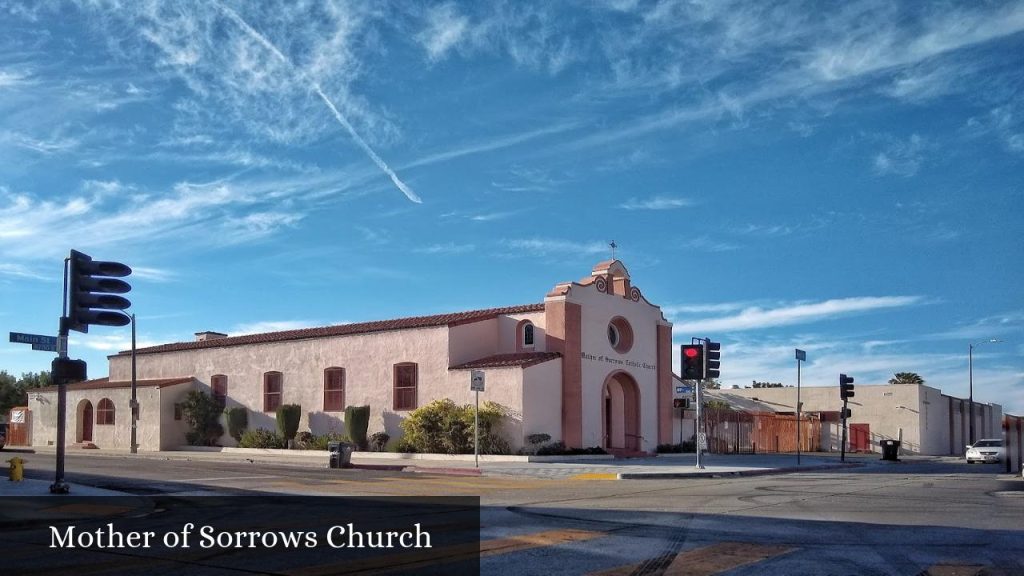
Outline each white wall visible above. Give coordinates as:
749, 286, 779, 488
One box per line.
29, 382, 195, 451
521, 359, 563, 444
569, 284, 665, 451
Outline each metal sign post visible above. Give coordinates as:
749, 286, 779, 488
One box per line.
470, 370, 485, 468
795, 349, 806, 466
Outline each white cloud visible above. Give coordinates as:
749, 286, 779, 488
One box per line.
416, 2, 470, 61
505, 238, 609, 256
873, 134, 927, 177
413, 242, 475, 255
619, 195, 690, 210
672, 296, 926, 334
230, 320, 324, 336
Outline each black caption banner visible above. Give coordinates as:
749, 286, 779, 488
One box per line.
0, 496, 480, 575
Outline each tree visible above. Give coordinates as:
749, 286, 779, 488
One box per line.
0, 370, 51, 416
680, 378, 721, 390
181, 390, 225, 446
888, 372, 925, 385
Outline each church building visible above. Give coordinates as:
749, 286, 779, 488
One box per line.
30, 260, 675, 454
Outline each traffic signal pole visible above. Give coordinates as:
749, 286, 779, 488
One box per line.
50, 250, 133, 494
51, 257, 71, 494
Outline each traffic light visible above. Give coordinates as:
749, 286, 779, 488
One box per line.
706, 341, 721, 379
839, 374, 855, 399
681, 344, 704, 380
52, 357, 87, 385
67, 249, 132, 334
673, 398, 691, 409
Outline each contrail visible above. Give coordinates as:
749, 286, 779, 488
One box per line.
216, 3, 422, 204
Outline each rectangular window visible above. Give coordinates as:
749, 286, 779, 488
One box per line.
174, 403, 182, 421
324, 368, 345, 412
264, 372, 283, 412
393, 363, 418, 411
211, 374, 228, 404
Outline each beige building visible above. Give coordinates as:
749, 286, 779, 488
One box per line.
29, 260, 676, 454
722, 383, 1003, 456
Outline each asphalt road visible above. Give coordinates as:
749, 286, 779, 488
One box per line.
9, 452, 1024, 575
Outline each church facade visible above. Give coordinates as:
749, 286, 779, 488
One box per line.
30, 260, 675, 453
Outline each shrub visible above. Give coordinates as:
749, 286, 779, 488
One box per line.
311, 431, 351, 451
181, 390, 225, 446
224, 407, 248, 442
344, 405, 370, 451
535, 442, 608, 456
295, 431, 316, 450
238, 428, 285, 449
398, 399, 511, 455
276, 404, 302, 444
656, 441, 696, 454
369, 432, 390, 452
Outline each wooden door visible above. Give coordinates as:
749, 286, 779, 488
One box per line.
850, 423, 870, 452
82, 402, 93, 442
7, 408, 30, 446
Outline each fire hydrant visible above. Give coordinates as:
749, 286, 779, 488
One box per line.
7, 457, 24, 482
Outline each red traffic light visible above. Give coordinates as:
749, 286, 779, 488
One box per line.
684, 347, 699, 358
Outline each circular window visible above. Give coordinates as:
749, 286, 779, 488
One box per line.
607, 317, 633, 353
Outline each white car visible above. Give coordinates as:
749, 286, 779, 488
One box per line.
965, 438, 1004, 464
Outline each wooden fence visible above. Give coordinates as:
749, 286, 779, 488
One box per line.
702, 408, 821, 454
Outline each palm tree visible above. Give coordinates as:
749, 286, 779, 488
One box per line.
888, 372, 925, 385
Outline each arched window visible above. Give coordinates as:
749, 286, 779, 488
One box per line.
516, 319, 536, 351
211, 374, 228, 404
324, 367, 345, 412
393, 363, 418, 411
96, 398, 115, 425
263, 371, 283, 412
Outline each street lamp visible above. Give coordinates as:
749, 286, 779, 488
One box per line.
968, 338, 1002, 444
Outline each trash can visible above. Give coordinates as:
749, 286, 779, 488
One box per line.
328, 441, 354, 469
880, 439, 900, 461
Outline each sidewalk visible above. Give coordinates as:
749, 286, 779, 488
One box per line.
20, 445, 865, 480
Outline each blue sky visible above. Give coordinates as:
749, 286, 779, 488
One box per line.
1, 1, 1022, 413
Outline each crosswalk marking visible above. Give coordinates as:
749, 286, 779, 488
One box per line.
920, 565, 988, 576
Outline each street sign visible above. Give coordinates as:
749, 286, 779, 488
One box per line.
470, 370, 485, 392
676, 386, 692, 394
795, 348, 807, 361
9, 332, 58, 351
697, 433, 708, 450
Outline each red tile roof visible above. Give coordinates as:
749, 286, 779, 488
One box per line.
449, 352, 561, 370
37, 377, 194, 393
116, 303, 545, 356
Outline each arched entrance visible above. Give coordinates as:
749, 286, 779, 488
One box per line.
76, 399, 93, 443
602, 371, 641, 452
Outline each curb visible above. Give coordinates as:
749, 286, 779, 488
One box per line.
404, 466, 483, 476
617, 462, 861, 480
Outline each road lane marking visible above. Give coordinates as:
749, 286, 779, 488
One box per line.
920, 565, 988, 576
287, 528, 605, 576
588, 542, 795, 576
570, 473, 619, 480
180, 475, 281, 482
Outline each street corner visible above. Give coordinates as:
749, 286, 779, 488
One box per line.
0, 479, 154, 530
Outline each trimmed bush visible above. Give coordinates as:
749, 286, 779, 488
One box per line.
224, 407, 248, 442
345, 405, 370, 451
276, 404, 302, 444
656, 441, 695, 454
238, 428, 285, 449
